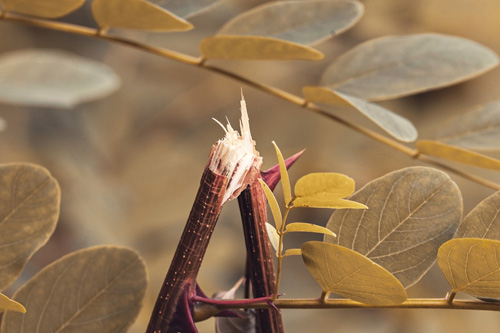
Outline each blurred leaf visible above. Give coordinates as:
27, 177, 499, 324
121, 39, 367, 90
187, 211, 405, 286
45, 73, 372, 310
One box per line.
1, 246, 147, 333
0, 0, 84, 18
0, 293, 25, 313
417, 140, 500, 171
200, 36, 323, 61
320, 33, 499, 101
272, 141, 292, 206
283, 248, 302, 257
303, 87, 418, 142
438, 238, 500, 299
293, 172, 367, 209
326, 167, 462, 287
286, 222, 336, 238
455, 191, 500, 240
265, 222, 279, 253
0, 49, 120, 109
217, 0, 363, 45
91, 0, 193, 31
436, 102, 500, 151
0, 163, 60, 292
215, 278, 256, 333
258, 178, 282, 230
302, 241, 407, 305
153, 0, 221, 18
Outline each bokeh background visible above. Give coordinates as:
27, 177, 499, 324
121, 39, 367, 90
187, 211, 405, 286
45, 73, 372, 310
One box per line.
1, 0, 500, 332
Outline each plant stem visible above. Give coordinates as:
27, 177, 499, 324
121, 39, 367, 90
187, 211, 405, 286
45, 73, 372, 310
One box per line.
447, 291, 457, 304
273, 207, 291, 301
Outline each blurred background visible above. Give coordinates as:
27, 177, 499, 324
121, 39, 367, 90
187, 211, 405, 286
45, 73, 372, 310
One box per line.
1, 0, 500, 332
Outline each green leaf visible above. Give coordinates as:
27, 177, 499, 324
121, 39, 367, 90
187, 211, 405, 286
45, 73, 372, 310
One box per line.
283, 248, 302, 257
417, 140, 500, 171
320, 33, 499, 101
272, 141, 292, 206
217, 0, 363, 45
0, 49, 120, 109
435, 102, 500, 151
303, 87, 418, 142
286, 222, 336, 238
258, 178, 283, 230
1, 246, 147, 333
455, 191, 500, 240
302, 241, 407, 305
91, 0, 193, 31
0, 163, 60, 292
326, 166, 463, 288
153, 0, 221, 18
0, 293, 25, 313
0, 0, 84, 18
200, 36, 323, 61
438, 238, 500, 298
293, 172, 367, 209
265, 222, 279, 254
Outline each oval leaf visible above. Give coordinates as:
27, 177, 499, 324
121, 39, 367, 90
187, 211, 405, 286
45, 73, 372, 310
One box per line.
293, 172, 367, 209
325, 166, 463, 287
302, 241, 407, 305
0, 163, 60, 292
217, 0, 363, 45
320, 33, 499, 101
0, 0, 84, 18
436, 102, 500, 151
91, 0, 193, 31
1, 246, 147, 332
455, 191, 500, 240
200, 36, 323, 61
258, 178, 282, 230
286, 222, 336, 238
438, 238, 500, 298
265, 222, 280, 254
155, 0, 221, 18
0, 49, 120, 109
417, 140, 500, 171
283, 248, 302, 257
272, 141, 292, 206
303, 87, 418, 142
0, 293, 25, 313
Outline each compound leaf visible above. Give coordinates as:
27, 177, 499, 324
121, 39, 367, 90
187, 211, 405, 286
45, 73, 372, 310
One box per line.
0, 163, 60, 292
0, 293, 25, 313
326, 167, 462, 287
320, 34, 499, 101
1, 246, 147, 333
0, 0, 84, 18
302, 241, 407, 305
286, 222, 336, 238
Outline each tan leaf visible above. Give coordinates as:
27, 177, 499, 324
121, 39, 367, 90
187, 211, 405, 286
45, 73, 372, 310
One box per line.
91, 0, 193, 31
320, 33, 499, 101
302, 241, 407, 305
153, 0, 222, 18
265, 222, 280, 254
303, 87, 417, 142
286, 222, 336, 238
0, 0, 84, 18
326, 167, 462, 287
417, 140, 500, 171
0, 293, 25, 313
199, 36, 323, 61
438, 238, 500, 298
455, 191, 500, 240
293, 172, 367, 209
0, 163, 60, 292
1, 246, 147, 332
272, 141, 292, 206
258, 179, 283, 230
217, 0, 363, 45
283, 248, 302, 257
435, 102, 500, 151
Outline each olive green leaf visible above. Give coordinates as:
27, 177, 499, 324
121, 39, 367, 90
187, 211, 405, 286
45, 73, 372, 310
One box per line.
435, 102, 500, 151
302, 241, 407, 305
320, 33, 499, 101
285, 222, 336, 238
293, 173, 367, 209
326, 167, 462, 287
417, 140, 500, 171
0, 163, 60, 292
265, 222, 280, 254
303, 87, 418, 142
283, 248, 302, 257
199, 36, 323, 61
0, 0, 84, 18
455, 191, 500, 240
91, 0, 193, 31
153, 0, 221, 18
438, 238, 500, 299
1, 246, 147, 333
0, 293, 25, 313
0, 49, 120, 109
272, 141, 292, 206
258, 178, 283, 230
217, 0, 363, 45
